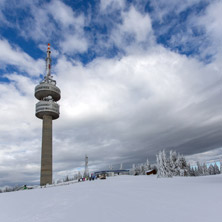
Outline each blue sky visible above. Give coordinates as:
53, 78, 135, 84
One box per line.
0, 0, 222, 186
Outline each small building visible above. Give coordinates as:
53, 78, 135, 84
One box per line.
146, 169, 157, 175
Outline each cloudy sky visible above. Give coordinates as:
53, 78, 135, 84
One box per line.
0, 0, 222, 186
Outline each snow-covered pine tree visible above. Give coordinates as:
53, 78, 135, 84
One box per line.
177, 155, 188, 176
135, 164, 141, 175
214, 163, 220, 174
157, 150, 172, 178
144, 158, 151, 172
169, 150, 179, 176
158, 150, 189, 177
140, 164, 145, 175
187, 163, 195, 176
208, 164, 215, 175
196, 162, 203, 176
156, 152, 162, 177
130, 163, 140, 175
194, 166, 200, 176
64, 175, 69, 182
202, 163, 209, 176
130, 164, 136, 175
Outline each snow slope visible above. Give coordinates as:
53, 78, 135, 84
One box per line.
0, 175, 222, 222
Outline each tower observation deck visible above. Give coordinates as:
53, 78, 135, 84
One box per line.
35, 43, 61, 186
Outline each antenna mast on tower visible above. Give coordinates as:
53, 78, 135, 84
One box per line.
84, 154, 89, 178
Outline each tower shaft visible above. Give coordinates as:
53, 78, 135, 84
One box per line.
40, 115, 53, 186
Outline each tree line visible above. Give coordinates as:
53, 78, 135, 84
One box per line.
130, 150, 222, 178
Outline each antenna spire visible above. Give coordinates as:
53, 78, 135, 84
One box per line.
84, 154, 89, 178
46, 43, 51, 78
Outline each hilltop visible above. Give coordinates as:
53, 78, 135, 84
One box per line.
0, 175, 221, 222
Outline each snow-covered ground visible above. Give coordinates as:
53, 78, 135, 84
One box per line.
0, 175, 222, 222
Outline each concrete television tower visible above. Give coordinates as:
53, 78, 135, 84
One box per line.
35, 44, 61, 186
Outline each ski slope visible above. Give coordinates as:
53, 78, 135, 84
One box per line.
0, 175, 221, 222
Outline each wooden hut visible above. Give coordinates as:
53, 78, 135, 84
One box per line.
146, 169, 157, 175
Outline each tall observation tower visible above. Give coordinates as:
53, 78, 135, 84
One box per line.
35, 44, 61, 186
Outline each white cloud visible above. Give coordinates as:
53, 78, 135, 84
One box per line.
148, 0, 222, 61
48, 0, 76, 27
48, 0, 88, 54
111, 6, 153, 51
197, 0, 222, 55
53, 46, 222, 168
100, 0, 126, 12
0, 0, 10, 26
59, 14, 88, 54
17, 0, 88, 54
0, 74, 38, 132
0, 39, 44, 76
187, 147, 222, 164
0, 73, 41, 186
121, 7, 152, 42
149, 0, 202, 23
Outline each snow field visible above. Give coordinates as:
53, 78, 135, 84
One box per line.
0, 175, 222, 222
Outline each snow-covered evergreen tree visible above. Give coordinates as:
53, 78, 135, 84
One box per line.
145, 158, 151, 171
64, 175, 70, 182
176, 155, 188, 176
208, 164, 215, 175
157, 150, 190, 177
214, 163, 220, 174
156, 150, 172, 178
201, 163, 208, 176
139, 164, 145, 175
169, 150, 179, 176
130, 164, 136, 175
134, 164, 141, 175
188, 164, 195, 176
196, 162, 203, 176
130, 163, 140, 175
